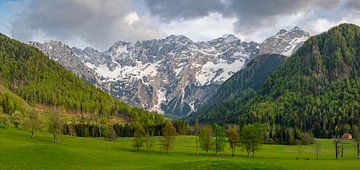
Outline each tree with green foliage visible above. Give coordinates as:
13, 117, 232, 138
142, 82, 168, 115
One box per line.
194, 119, 200, 156
10, 110, 23, 128
109, 125, 116, 141
333, 138, 342, 159
49, 112, 63, 142
24, 110, 42, 138
240, 124, 263, 157
173, 120, 188, 135
0, 114, 10, 128
144, 132, 154, 150
225, 127, 240, 157
132, 123, 146, 151
199, 124, 213, 155
353, 125, 360, 158
161, 121, 177, 154
212, 123, 226, 156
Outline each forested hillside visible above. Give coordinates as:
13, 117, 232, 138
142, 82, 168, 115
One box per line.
197, 24, 360, 138
196, 54, 286, 118
0, 33, 162, 124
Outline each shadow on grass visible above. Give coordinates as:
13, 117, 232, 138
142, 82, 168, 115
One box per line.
161, 160, 287, 170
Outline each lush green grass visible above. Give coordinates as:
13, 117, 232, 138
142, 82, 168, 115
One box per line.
1, 128, 360, 169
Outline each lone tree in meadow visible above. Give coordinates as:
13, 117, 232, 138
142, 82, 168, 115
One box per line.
144, 132, 154, 150
240, 124, 263, 157
194, 119, 200, 156
353, 125, 360, 158
109, 125, 117, 141
132, 122, 146, 151
225, 126, 240, 157
212, 123, 226, 156
49, 112, 63, 142
24, 110, 42, 138
199, 124, 213, 156
161, 121, 177, 154
333, 138, 341, 159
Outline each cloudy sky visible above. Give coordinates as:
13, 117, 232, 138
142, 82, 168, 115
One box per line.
1, 0, 360, 50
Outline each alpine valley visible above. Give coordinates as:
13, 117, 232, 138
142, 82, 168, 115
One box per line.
31, 27, 310, 117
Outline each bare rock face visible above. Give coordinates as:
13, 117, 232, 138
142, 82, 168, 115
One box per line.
31, 27, 309, 117
259, 27, 310, 56
30, 41, 97, 84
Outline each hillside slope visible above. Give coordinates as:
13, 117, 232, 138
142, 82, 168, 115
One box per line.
0, 84, 33, 114
196, 54, 286, 117
198, 24, 360, 137
0, 33, 160, 123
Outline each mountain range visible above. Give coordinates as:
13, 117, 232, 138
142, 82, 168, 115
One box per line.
31, 27, 310, 117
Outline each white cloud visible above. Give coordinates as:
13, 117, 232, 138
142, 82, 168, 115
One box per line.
157, 13, 238, 41
124, 12, 140, 25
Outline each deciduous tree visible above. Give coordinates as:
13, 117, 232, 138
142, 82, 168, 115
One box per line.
353, 125, 360, 158
240, 124, 263, 157
225, 127, 240, 157
24, 110, 42, 138
132, 123, 145, 151
49, 112, 63, 142
213, 123, 226, 156
199, 124, 213, 155
161, 121, 177, 154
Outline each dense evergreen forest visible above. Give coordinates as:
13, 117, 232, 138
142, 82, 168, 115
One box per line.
195, 24, 360, 139
0, 33, 164, 130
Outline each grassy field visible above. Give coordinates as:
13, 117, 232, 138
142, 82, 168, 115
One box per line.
1, 128, 360, 169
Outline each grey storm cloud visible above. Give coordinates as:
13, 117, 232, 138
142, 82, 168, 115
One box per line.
229, 0, 341, 33
10, 0, 164, 49
144, 0, 227, 21
10, 0, 360, 48
144, 0, 344, 33
345, 0, 360, 9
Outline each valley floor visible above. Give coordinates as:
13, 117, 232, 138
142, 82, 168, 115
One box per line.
1, 128, 360, 169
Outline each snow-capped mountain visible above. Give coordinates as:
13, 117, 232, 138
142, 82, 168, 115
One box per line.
31, 27, 309, 117
259, 27, 310, 56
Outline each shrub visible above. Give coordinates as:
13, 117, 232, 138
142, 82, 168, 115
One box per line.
301, 132, 314, 145
10, 111, 24, 128
0, 114, 10, 128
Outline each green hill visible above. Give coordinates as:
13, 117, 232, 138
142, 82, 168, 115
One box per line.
0, 33, 162, 124
197, 24, 360, 137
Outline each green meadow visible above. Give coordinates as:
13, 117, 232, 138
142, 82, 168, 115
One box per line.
1, 127, 360, 170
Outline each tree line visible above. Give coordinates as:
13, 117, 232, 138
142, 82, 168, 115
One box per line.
3, 110, 360, 159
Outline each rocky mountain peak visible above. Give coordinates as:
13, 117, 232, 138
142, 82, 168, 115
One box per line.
276, 29, 288, 36
165, 35, 193, 45
259, 26, 310, 56
209, 34, 240, 44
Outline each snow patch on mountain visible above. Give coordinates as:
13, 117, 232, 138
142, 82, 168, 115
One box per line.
196, 59, 245, 86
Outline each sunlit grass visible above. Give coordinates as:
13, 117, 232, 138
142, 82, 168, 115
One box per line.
1, 128, 360, 169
